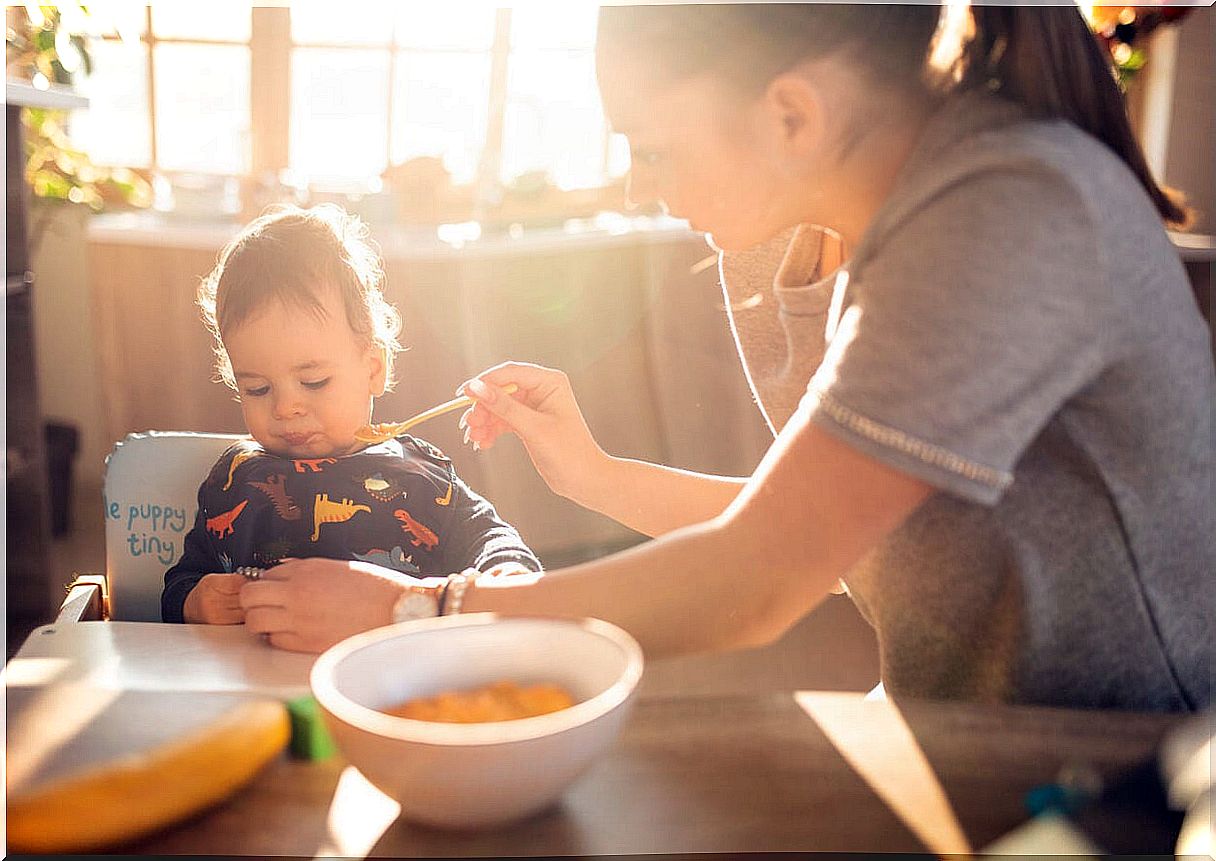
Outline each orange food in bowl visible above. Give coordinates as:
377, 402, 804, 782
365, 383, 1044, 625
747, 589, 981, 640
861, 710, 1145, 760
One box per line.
383, 681, 575, 723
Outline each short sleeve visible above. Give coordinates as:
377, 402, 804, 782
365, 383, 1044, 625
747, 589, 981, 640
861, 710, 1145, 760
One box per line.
806, 167, 1111, 505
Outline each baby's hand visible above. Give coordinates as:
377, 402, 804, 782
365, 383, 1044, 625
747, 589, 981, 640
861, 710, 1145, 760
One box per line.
183, 573, 248, 624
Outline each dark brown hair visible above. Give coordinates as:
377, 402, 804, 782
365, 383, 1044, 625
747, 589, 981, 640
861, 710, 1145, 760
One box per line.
198, 204, 403, 391
597, 3, 1190, 227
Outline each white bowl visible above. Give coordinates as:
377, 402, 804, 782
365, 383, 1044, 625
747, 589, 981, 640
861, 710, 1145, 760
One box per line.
310, 613, 644, 829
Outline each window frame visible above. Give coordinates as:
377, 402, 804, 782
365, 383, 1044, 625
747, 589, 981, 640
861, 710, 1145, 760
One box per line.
88, 6, 254, 172
85, 5, 616, 192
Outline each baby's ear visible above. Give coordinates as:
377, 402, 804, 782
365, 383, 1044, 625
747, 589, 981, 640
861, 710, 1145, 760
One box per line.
369, 345, 390, 397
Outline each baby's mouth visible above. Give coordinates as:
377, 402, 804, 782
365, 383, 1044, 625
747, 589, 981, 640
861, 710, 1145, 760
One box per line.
280, 432, 317, 447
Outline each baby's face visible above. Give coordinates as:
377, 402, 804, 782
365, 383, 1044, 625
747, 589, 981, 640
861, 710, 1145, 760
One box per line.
224, 291, 386, 459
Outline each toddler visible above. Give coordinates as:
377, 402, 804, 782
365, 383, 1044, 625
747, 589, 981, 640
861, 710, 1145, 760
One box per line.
162, 204, 541, 624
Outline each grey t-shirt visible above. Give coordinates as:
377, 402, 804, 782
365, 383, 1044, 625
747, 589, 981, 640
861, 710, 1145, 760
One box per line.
719, 92, 1213, 711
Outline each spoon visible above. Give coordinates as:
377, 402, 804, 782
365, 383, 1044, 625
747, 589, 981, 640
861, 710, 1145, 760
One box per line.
355, 383, 519, 444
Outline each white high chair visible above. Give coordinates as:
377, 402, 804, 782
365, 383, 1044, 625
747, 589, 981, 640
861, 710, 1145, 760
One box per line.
60, 432, 244, 623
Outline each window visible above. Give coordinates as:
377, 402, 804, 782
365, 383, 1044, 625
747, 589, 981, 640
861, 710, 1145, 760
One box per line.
71, 4, 625, 195
289, 6, 497, 186
503, 5, 606, 190
72, 5, 252, 175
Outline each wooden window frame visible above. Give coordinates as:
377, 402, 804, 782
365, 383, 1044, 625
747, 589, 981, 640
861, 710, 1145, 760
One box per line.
91, 6, 253, 174
88, 6, 613, 190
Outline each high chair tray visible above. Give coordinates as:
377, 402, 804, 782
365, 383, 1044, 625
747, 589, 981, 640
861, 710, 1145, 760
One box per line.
7, 621, 313, 698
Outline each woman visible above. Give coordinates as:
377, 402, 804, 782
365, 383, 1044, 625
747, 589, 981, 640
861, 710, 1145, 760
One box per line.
241, 4, 1213, 712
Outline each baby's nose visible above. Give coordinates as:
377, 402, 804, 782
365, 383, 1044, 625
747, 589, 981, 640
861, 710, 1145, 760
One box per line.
272, 393, 305, 419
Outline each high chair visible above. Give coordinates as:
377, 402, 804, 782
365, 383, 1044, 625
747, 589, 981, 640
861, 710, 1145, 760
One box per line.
59, 431, 244, 623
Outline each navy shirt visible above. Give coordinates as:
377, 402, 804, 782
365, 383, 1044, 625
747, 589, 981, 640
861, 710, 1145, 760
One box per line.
162, 435, 541, 622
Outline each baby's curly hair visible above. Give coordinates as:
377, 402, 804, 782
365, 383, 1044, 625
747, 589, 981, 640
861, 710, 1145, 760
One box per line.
198, 204, 403, 392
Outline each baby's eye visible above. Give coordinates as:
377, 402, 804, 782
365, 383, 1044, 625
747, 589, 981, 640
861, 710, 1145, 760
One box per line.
302, 378, 331, 390
243, 384, 270, 398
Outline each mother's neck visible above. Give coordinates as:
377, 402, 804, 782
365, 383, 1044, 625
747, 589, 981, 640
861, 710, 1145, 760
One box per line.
810, 92, 939, 250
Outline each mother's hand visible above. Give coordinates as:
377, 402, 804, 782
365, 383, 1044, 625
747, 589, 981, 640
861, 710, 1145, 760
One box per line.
240, 558, 439, 653
458, 361, 608, 503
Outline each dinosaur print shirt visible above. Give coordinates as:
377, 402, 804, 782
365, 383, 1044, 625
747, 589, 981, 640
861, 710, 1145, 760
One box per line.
161, 435, 541, 622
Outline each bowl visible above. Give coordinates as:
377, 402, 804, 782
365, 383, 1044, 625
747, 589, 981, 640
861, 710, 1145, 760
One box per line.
310, 613, 644, 829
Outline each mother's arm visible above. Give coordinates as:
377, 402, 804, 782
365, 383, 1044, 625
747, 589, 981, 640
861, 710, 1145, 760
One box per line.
463, 399, 932, 658
240, 398, 930, 656
459, 227, 837, 538
460, 363, 748, 538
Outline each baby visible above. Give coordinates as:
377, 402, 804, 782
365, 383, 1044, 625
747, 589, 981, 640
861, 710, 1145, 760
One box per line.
162, 204, 541, 624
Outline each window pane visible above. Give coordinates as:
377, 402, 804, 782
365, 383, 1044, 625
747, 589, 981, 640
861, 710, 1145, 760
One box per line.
502, 50, 606, 190
154, 44, 250, 173
391, 52, 490, 185
510, 5, 597, 50
151, 1, 251, 41
290, 48, 390, 181
291, 3, 390, 46
72, 39, 152, 167
79, 4, 147, 39
393, 7, 496, 50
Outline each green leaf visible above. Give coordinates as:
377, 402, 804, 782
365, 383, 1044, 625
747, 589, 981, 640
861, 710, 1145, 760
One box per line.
34, 29, 55, 53
12, 4, 151, 213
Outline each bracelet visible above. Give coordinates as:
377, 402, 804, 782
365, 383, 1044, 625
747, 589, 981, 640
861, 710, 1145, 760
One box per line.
441, 568, 480, 616
390, 577, 445, 623
436, 576, 451, 616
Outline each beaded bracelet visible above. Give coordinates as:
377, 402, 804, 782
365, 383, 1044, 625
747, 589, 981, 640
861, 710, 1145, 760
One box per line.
441, 569, 479, 616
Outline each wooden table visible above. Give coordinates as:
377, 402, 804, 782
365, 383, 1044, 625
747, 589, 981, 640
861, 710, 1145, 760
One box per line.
124, 700, 1183, 856
7, 624, 1182, 856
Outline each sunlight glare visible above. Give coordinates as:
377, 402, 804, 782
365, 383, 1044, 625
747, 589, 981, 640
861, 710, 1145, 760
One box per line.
1, 657, 73, 688
22, 3, 46, 29
7, 682, 121, 792
794, 690, 972, 857
314, 765, 401, 859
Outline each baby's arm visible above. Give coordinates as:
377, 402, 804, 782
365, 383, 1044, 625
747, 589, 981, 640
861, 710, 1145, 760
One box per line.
441, 475, 543, 576
162, 457, 249, 624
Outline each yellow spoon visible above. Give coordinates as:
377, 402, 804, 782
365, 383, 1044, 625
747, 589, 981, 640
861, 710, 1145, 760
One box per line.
355, 383, 519, 444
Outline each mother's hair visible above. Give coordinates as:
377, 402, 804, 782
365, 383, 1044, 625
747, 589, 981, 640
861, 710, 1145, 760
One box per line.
596, 3, 1189, 228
